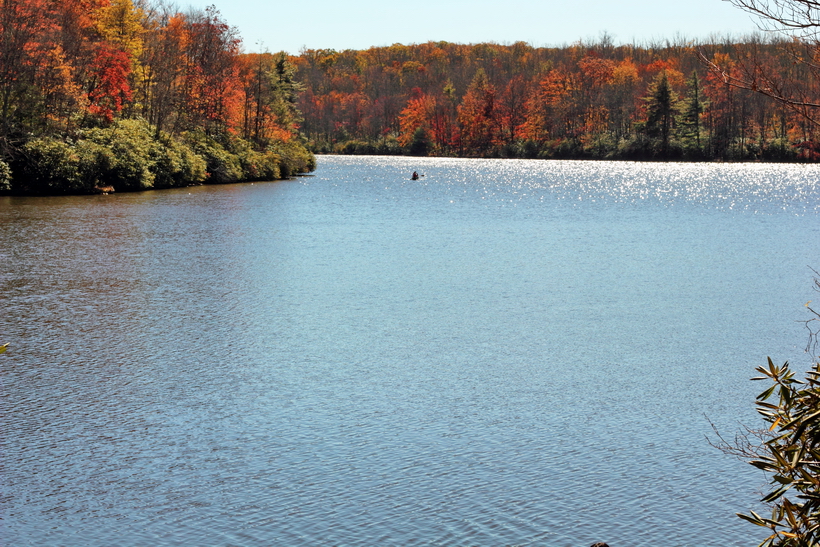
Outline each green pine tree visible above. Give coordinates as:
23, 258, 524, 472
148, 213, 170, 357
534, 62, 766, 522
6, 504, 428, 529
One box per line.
677, 71, 708, 153
643, 71, 679, 156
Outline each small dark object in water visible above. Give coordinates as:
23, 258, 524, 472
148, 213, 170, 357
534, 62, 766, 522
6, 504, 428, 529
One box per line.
591, 543, 610, 547
411, 171, 419, 180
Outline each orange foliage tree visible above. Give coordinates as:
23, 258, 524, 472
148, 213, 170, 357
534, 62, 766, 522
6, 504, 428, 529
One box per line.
457, 69, 498, 155
87, 43, 132, 122
398, 87, 436, 148
180, 6, 242, 135
294, 38, 818, 160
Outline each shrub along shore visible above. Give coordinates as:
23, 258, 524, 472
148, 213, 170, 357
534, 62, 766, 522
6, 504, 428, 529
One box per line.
0, 2, 315, 196
0, 119, 315, 196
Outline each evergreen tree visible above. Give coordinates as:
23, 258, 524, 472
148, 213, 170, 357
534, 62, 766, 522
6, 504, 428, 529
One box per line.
677, 71, 708, 152
643, 71, 679, 156
409, 126, 430, 156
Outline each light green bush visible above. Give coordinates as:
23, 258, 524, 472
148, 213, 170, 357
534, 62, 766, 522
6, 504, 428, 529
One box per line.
182, 130, 243, 184
240, 148, 281, 181
11, 118, 313, 194
0, 159, 11, 192
19, 137, 89, 193
84, 119, 208, 190
271, 140, 316, 177
151, 137, 207, 189
83, 119, 157, 191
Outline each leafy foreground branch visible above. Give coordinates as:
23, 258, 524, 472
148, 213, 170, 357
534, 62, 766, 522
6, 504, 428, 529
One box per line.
736, 358, 820, 546
716, 280, 820, 547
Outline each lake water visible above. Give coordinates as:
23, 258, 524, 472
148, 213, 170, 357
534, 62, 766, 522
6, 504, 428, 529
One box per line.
2, 155, 819, 546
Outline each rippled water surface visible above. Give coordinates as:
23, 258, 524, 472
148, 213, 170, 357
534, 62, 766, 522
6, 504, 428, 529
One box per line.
2, 156, 819, 546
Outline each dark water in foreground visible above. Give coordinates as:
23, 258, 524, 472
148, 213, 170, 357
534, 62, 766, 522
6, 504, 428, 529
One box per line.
2, 156, 819, 546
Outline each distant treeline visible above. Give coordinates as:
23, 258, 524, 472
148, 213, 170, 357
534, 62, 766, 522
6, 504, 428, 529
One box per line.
293, 38, 819, 161
0, 0, 314, 195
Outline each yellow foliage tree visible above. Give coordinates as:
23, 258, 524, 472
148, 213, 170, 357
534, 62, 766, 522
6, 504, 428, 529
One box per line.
96, 0, 144, 66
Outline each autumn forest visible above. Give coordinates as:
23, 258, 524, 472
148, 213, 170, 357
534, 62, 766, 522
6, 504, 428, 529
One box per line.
295, 38, 820, 161
0, 0, 314, 195
1, 1, 819, 195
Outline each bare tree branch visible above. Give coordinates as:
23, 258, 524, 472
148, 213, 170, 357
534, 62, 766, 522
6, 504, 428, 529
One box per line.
701, 0, 820, 126
706, 416, 773, 460
803, 268, 820, 357
698, 46, 820, 126
728, 0, 820, 37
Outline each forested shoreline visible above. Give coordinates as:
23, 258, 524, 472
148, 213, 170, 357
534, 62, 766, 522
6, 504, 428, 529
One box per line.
294, 38, 819, 162
0, 0, 314, 196
3, 2, 818, 198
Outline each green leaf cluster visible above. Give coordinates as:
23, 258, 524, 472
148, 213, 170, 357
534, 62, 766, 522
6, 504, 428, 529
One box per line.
0, 159, 11, 192
182, 130, 313, 183
6, 117, 315, 195
182, 130, 245, 184
19, 137, 101, 194
268, 139, 317, 177
14, 119, 208, 193
740, 357, 820, 547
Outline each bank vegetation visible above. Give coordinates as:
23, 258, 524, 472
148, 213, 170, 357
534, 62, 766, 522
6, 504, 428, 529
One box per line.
294, 37, 819, 161
0, 0, 315, 196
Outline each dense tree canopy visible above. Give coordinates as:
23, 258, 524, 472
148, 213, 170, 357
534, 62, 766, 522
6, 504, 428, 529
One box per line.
293, 39, 819, 160
0, 0, 314, 194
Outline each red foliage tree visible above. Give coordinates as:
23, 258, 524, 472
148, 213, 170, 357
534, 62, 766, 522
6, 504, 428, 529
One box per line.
87, 43, 132, 123
181, 6, 242, 134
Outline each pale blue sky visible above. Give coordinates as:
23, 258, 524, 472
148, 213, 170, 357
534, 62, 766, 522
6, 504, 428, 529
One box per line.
180, 0, 763, 54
